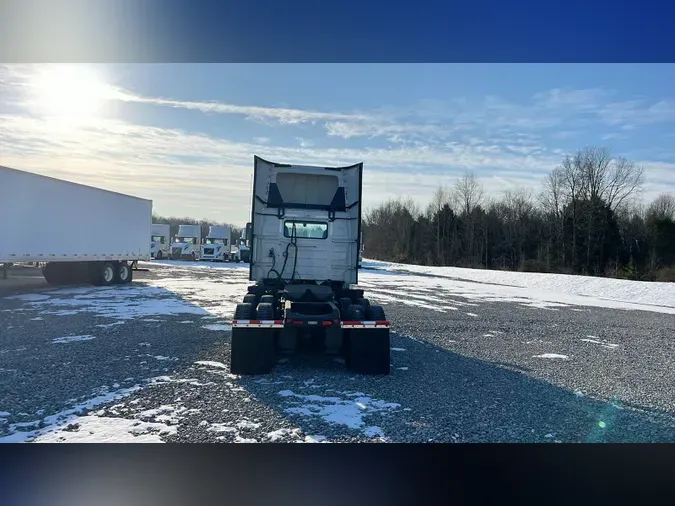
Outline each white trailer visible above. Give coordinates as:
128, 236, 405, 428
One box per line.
171, 224, 201, 260
200, 225, 231, 262
151, 224, 171, 260
0, 165, 151, 285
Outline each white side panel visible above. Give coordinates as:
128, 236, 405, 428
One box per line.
152, 224, 170, 238
0, 166, 152, 263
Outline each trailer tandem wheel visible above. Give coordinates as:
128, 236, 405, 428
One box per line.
115, 262, 133, 284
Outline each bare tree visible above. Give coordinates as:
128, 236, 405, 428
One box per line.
647, 193, 675, 221
604, 157, 645, 211
453, 171, 484, 216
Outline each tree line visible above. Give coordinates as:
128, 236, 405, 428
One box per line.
362, 146, 675, 282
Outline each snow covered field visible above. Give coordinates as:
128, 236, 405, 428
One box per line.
1, 258, 673, 443
361, 259, 675, 314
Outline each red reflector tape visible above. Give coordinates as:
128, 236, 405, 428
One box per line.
340, 320, 390, 329
232, 319, 284, 328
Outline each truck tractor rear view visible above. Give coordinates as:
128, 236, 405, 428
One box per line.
230, 156, 390, 375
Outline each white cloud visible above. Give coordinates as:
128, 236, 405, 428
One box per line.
1, 64, 674, 224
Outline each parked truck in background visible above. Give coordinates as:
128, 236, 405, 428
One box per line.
170, 224, 201, 260
200, 225, 231, 262
0, 165, 151, 286
230, 156, 389, 375
229, 223, 251, 263
151, 224, 171, 260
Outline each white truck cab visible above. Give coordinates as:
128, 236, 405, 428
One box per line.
200, 225, 231, 262
230, 156, 389, 376
151, 224, 170, 260
171, 224, 201, 260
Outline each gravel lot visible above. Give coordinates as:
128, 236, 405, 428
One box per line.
1, 261, 673, 443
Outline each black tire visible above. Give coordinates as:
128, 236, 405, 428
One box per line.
191, 252, 196, 261
339, 297, 352, 317
233, 302, 254, 320
156, 250, 163, 260
115, 262, 133, 284
243, 294, 257, 305
366, 305, 386, 321
260, 294, 275, 305
346, 304, 364, 322
256, 302, 275, 321
356, 297, 370, 308
90, 262, 116, 286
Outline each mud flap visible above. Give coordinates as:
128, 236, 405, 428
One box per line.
348, 328, 390, 375
230, 328, 277, 375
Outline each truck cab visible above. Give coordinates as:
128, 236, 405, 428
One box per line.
230, 224, 252, 263
200, 225, 231, 262
151, 223, 170, 260
171, 224, 201, 260
230, 156, 389, 376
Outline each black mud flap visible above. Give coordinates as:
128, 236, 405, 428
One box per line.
347, 328, 390, 375
230, 328, 277, 375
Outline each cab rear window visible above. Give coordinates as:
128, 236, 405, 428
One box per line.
284, 221, 328, 239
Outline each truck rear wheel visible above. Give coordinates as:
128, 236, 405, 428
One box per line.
231, 302, 276, 375
339, 297, 352, 317
91, 262, 116, 286
115, 262, 133, 284
256, 302, 275, 321
156, 250, 163, 260
366, 305, 386, 321
346, 304, 364, 321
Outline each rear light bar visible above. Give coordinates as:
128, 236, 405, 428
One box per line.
232, 319, 390, 329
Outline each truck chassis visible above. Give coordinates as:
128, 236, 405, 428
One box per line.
231, 281, 390, 375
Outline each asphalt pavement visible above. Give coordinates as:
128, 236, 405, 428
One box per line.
1, 261, 673, 442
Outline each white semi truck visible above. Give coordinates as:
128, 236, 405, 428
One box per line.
151, 224, 171, 260
200, 225, 231, 262
229, 223, 251, 263
0, 165, 151, 285
170, 224, 201, 260
230, 156, 389, 375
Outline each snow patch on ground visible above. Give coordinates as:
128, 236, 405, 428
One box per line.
201, 324, 232, 331
52, 335, 96, 344
96, 321, 125, 328
20, 284, 209, 320
266, 428, 302, 441
278, 389, 400, 434
580, 338, 619, 350
304, 435, 328, 443
33, 416, 175, 443
0, 384, 143, 442
195, 361, 228, 369
4, 293, 50, 302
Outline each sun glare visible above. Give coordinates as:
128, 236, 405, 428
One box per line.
29, 65, 111, 121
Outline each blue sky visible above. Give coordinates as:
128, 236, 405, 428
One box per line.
1, 63, 674, 226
